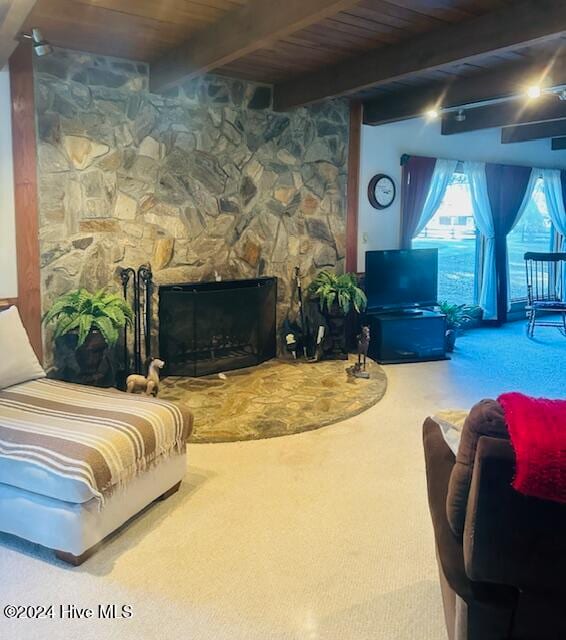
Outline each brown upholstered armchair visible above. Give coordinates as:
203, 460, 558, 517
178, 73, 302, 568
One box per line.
423, 400, 566, 640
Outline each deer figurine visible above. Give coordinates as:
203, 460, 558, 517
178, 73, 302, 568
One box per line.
357, 325, 370, 371
126, 358, 165, 396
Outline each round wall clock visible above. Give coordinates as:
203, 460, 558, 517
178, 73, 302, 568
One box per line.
368, 174, 396, 210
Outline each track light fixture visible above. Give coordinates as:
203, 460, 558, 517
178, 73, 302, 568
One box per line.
20, 28, 53, 57
454, 109, 466, 122
421, 76, 563, 125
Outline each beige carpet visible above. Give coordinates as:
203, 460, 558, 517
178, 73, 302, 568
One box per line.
159, 356, 387, 442
2, 322, 563, 640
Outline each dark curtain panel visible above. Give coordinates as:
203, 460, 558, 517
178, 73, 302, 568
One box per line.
558, 170, 566, 249
485, 163, 532, 322
400, 155, 436, 249
560, 171, 566, 231
561, 170, 566, 207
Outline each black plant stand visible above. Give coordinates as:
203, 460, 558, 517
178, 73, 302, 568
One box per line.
322, 307, 349, 360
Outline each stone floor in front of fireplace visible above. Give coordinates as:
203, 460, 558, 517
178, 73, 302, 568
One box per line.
159, 355, 387, 443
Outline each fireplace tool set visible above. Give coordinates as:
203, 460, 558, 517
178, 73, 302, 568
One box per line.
120, 265, 153, 380
283, 266, 326, 362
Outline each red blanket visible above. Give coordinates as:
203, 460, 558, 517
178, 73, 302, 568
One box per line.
498, 392, 566, 504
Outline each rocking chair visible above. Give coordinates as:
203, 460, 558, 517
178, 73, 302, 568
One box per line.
524, 252, 566, 337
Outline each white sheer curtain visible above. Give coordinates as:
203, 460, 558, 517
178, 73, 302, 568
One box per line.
507, 168, 538, 307
413, 158, 459, 238
464, 161, 497, 320
541, 168, 566, 238
541, 168, 566, 297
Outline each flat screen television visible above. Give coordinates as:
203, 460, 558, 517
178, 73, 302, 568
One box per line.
365, 248, 438, 311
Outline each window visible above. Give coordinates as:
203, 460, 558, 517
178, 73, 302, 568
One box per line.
414, 172, 477, 305
507, 177, 553, 302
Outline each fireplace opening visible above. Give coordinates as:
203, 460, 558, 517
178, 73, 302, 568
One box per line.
159, 277, 277, 377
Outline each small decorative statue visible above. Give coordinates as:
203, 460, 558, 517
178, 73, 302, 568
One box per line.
357, 325, 370, 371
351, 325, 371, 379
126, 358, 165, 396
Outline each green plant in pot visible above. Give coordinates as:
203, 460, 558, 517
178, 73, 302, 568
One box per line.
438, 301, 481, 352
43, 289, 134, 384
308, 271, 367, 360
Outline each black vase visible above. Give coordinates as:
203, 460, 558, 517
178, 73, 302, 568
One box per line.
55, 329, 114, 387
75, 330, 108, 377
323, 304, 349, 360
445, 329, 457, 353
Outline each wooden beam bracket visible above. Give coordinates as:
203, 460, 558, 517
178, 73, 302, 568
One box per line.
10, 42, 42, 361
346, 101, 362, 272
551, 136, 566, 150
502, 119, 566, 143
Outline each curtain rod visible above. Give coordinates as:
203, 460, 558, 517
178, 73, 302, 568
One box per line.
400, 154, 554, 175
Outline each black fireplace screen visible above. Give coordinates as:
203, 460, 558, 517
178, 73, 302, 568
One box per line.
159, 278, 277, 377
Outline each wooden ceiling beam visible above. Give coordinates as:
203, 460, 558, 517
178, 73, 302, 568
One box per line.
363, 57, 566, 126
149, 0, 361, 94
441, 96, 566, 135
501, 119, 566, 143
551, 136, 566, 150
0, 0, 37, 68
273, 0, 566, 111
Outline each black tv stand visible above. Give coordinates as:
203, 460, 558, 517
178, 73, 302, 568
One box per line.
363, 309, 447, 364
374, 307, 424, 316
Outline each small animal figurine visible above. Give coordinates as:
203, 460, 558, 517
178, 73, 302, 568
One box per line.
357, 325, 370, 371
126, 358, 165, 396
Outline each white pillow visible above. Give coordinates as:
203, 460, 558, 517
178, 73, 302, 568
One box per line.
433, 410, 468, 455
0, 306, 46, 390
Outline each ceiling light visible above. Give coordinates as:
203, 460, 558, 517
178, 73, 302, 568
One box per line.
526, 85, 542, 99
455, 109, 466, 122
20, 28, 53, 57
425, 108, 440, 120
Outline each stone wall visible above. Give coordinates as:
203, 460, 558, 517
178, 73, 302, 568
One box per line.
35, 49, 349, 361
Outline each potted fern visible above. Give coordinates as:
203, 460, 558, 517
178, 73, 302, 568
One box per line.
438, 301, 481, 352
43, 289, 133, 384
308, 271, 367, 360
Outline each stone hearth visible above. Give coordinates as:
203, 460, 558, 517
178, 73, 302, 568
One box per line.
159, 356, 387, 443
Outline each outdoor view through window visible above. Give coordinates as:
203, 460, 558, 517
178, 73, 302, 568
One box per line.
413, 173, 552, 306
413, 172, 477, 305
507, 178, 551, 301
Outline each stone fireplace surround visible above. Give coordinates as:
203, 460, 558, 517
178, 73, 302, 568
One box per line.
35, 48, 349, 366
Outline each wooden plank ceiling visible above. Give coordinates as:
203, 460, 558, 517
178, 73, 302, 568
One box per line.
17, 0, 566, 133
218, 0, 511, 84
23, 0, 511, 75
22, 0, 248, 61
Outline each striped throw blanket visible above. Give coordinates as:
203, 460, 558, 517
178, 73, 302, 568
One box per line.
0, 378, 192, 503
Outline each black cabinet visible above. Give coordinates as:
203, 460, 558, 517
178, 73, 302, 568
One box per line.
364, 310, 447, 364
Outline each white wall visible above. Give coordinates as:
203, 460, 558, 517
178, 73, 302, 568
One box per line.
357, 117, 566, 270
0, 64, 17, 298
